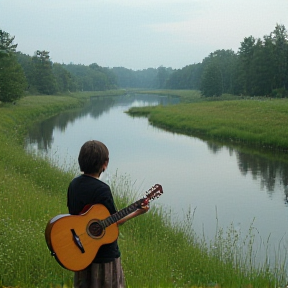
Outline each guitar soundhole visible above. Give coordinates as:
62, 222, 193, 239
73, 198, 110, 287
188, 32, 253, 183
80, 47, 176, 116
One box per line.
87, 220, 105, 239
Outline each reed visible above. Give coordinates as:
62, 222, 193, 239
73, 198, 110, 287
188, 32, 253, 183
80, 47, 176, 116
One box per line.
0, 92, 287, 288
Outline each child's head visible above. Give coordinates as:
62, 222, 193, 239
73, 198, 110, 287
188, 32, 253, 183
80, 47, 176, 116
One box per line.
78, 140, 109, 174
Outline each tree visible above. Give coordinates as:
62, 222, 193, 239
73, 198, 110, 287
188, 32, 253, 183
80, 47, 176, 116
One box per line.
156, 66, 172, 88
200, 60, 222, 97
236, 36, 256, 95
32, 50, 57, 94
165, 63, 203, 90
53, 63, 77, 92
270, 24, 288, 92
0, 30, 17, 58
89, 63, 111, 90
16, 52, 38, 93
0, 29, 26, 102
248, 37, 274, 96
62, 63, 117, 91
111, 67, 165, 89
200, 50, 237, 97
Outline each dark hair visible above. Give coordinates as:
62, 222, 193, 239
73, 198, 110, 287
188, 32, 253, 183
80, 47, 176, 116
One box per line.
78, 140, 109, 174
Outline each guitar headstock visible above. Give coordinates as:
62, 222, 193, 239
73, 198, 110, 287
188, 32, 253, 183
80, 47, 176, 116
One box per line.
141, 184, 163, 206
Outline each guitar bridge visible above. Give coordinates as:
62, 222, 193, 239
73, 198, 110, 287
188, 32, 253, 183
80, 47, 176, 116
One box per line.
71, 229, 85, 253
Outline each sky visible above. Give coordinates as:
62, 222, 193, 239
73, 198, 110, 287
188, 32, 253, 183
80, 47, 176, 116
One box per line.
1, 0, 288, 70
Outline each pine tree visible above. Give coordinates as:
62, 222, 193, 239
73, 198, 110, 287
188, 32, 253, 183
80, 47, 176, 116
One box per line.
32, 50, 57, 94
0, 29, 26, 102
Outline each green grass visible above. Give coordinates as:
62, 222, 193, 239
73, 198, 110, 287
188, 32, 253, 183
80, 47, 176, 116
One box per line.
127, 89, 202, 99
128, 89, 242, 103
0, 91, 287, 288
128, 97, 288, 151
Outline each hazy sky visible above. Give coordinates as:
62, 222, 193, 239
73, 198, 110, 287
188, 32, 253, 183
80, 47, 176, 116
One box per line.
1, 0, 288, 70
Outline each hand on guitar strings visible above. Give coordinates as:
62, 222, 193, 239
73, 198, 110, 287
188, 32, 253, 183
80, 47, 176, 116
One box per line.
137, 204, 150, 215
116, 204, 149, 226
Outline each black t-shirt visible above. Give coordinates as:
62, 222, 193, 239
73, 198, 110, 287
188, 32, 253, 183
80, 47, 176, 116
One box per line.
67, 174, 121, 262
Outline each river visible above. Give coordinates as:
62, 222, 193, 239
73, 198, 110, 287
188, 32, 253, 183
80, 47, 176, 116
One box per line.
25, 93, 288, 266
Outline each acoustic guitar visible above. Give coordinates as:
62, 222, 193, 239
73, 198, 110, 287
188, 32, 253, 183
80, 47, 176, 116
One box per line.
45, 184, 163, 271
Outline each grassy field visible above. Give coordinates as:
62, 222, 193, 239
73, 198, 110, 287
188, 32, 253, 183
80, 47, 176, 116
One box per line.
128, 89, 242, 103
128, 96, 288, 152
126, 89, 202, 100
0, 91, 287, 288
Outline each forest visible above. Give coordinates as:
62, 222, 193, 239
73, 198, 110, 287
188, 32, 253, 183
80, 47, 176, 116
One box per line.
0, 23, 287, 102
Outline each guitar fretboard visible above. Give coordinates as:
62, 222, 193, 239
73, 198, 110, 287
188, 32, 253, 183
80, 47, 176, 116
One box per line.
101, 200, 142, 228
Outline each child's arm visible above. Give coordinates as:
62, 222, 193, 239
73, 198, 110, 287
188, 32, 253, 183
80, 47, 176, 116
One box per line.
117, 206, 149, 225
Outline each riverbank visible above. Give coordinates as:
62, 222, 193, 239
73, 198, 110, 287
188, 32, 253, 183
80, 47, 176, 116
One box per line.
127, 95, 288, 152
0, 91, 287, 288
127, 89, 242, 103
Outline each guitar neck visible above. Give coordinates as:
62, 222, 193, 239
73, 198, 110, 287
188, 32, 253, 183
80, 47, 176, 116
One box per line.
101, 199, 142, 228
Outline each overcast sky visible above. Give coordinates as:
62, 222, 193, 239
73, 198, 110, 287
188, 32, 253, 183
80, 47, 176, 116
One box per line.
1, 0, 288, 70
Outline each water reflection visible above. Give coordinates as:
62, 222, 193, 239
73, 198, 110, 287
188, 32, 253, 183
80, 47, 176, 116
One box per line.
26, 94, 178, 151
26, 94, 288, 210
206, 139, 288, 204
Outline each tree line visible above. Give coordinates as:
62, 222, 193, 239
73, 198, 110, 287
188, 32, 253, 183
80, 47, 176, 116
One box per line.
111, 66, 174, 89
112, 24, 288, 98
1, 23, 287, 102
0, 30, 118, 102
16, 51, 118, 96
166, 24, 288, 97
0, 26, 173, 103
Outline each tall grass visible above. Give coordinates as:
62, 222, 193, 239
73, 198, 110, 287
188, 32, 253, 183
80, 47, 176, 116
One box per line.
0, 94, 84, 287
0, 92, 287, 287
107, 174, 288, 288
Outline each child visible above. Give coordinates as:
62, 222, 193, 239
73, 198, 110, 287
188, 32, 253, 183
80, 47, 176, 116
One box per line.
67, 140, 148, 288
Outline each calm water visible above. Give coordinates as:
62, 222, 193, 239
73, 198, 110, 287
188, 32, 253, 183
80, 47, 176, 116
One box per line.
26, 94, 288, 264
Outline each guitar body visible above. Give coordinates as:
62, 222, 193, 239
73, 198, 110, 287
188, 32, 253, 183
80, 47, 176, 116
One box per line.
45, 204, 119, 271
45, 184, 163, 271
